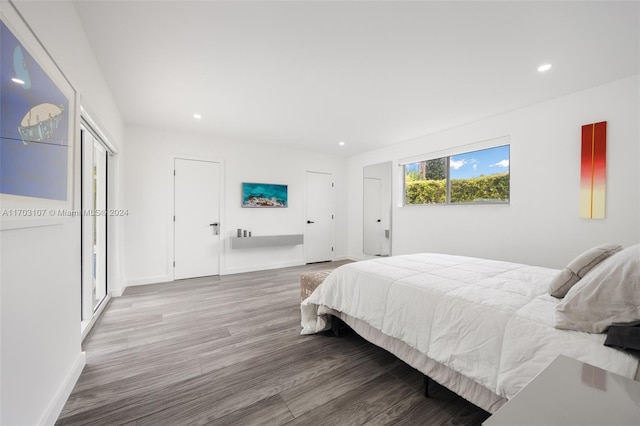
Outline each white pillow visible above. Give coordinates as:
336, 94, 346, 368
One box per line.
548, 243, 622, 298
555, 244, 640, 333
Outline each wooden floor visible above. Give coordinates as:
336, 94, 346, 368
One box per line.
57, 261, 490, 426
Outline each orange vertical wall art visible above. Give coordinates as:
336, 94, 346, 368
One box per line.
580, 121, 607, 219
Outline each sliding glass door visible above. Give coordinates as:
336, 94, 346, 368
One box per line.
81, 124, 109, 330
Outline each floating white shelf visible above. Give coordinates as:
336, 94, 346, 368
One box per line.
231, 234, 304, 249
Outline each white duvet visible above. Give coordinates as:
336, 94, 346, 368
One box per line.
301, 253, 639, 400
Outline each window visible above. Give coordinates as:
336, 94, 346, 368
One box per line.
404, 144, 510, 205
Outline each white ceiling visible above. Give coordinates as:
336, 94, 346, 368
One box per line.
72, 1, 639, 156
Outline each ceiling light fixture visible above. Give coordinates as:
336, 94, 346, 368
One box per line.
338, 141, 345, 146
193, 113, 202, 119
11, 77, 25, 85
537, 63, 552, 72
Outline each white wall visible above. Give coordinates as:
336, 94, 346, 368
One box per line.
1, 1, 124, 424
348, 76, 640, 268
123, 125, 348, 286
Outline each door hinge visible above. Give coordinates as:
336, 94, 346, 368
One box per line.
173, 215, 175, 222
174, 170, 176, 176
332, 182, 334, 188
331, 247, 334, 252
173, 261, 175, 267
331, 214, 334, 219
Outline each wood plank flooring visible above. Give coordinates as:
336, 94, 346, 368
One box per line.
56, 261, 490, 425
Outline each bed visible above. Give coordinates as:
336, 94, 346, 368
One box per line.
300, 244, 640, 413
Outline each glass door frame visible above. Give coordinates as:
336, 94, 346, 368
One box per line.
80, 121, 111, 334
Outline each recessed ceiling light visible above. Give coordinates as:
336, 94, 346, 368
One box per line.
193, 113, 202, 119
537, 63, 552, 72
11, 77, 25, 85
338, 141, 345, 146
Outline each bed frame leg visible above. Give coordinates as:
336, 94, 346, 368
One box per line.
423, 375, 430, 398
328, 315, 347, 337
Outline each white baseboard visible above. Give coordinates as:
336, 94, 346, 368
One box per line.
332, 255, 353, 262
221, 260, 305, 275
345, 255, 368, 261
125, 274, 173, 287
109, 278, 125, 297
125, 258, 356, 284
41, 351, 86, 426
110, 286, 125, 297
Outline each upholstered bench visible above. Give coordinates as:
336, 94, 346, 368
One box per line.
300, 270, 332, 302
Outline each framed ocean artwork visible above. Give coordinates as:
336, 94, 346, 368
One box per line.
1, 1, 77, 229
241, 182, 288, 208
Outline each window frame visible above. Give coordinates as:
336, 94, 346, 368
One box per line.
402, 143, 510, 206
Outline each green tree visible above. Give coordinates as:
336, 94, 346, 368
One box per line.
405, 171, 420, 182
419, 157, 446, 180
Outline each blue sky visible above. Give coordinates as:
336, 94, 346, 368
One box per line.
404, 145, 509, 179
450, 144, 509, 180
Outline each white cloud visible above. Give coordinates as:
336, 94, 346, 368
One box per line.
473, 164, 478, 170
490, 159, 509, 168
450, 158, 466, 170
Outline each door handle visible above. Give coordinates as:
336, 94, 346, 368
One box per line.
209, 222, 220, 235
307, 220, 315, 224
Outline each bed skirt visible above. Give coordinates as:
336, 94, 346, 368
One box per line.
322, 307, 507, 413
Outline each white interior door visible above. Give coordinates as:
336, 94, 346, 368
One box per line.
174, 158, 221, 279
363, 177, 382, 255
305, 171, 334, 263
